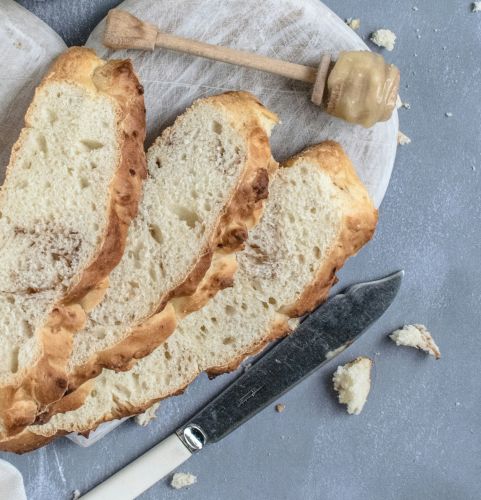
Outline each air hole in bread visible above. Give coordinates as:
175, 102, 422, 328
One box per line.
288, 213, 295, 223
262, 301, 269, 310
79, 177, 90, 189
268, 297, 277, 306
149, 267, 157, 282
313, 246, 321, 259
21, 320, 33, 338
181, 153, 187, 161
204, 200, 212, 212
80, 139, 104, 151
290, 180, 297, 186
47, 109, 58, 124
298, 254, 305, 264
155, 158, 162, 168
223, 336, 235, 345
210, 317, 218, 324
171, 205, 201, 229
310, 207, 317, 214
45, 182, 52, 189
9, 347, 20, 373
91, 202, 97, 211
148, 224, 163, 245
164, 351, 172, 360
200, 325, 207, 334
94, 329, 106, 340
90, 161, 97, 170
212, 121, 223, 134
114, 384, 131, 399
191, 190, 198, 200
6, 296, 14, 305
241, 303, 247, 311
91, 390, 97, 398
225, 305, 235, 315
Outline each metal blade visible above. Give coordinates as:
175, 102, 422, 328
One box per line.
177, 271, 403, 449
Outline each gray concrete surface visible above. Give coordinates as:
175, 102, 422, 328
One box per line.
2, 1, 480, 499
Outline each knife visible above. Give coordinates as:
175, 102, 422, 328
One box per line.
81, 271, 403, 499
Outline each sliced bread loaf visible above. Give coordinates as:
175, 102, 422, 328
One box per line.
3, 141, 377, 451
0, 47, 146, 438
33, 92, 278, 424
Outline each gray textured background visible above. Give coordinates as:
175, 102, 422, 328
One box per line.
2, 1, 480, 499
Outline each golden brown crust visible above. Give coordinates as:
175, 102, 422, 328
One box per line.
45, 91, 279, 411
0, 47, 146, 438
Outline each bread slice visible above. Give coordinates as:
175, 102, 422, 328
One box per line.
29, 92, 278, 426
0, 47, 146, 438
0, 141, 377, 453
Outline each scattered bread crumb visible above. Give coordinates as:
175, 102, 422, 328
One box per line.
412, 6, 419, 11
275, 403, 285, 413
325, 344, 348, 360
171, 472, 197, 490
445, 112, 453, 117
72, 490, 81, 500
370, 29, 396, 51
346, 18, 361, 30
134, 402, 160, 426
389, 324, 441, 359
472, 2, 481, 12
398, 131, 411, 145
332, 357, 372, 415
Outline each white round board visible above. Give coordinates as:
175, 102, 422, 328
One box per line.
86, 0, 398, 207
0, 0, 66, 177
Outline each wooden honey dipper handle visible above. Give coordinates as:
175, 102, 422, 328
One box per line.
104, 9, 318, 83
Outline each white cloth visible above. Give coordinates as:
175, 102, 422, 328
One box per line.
0, 459, 27, 500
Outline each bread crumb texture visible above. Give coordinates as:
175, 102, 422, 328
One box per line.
345, 18, 360, 30
397, 131, 411, 145
370, 29, 396, 51
332, 357, 372, 415
134, 402, 160, 426
275, 403, 285, 413
389, 324, 441, 359
171, 472, 197, 489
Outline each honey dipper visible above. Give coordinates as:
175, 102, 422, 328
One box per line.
104, 9, 400, 128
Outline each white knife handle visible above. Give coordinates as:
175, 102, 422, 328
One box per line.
81, 434, 192, 500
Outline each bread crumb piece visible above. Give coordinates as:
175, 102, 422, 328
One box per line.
412, 6, 419, 11
346, 18, 361, 30
171, 472, 197, 490
332, 357, 372, 415
72, 490, 81, 500
398, 131, 411, 145
275, 403, 285, 413
389, 324, 441, 359
134, 402, 160, 426
472, 2, 481, 12
370, 29, 396, 51
445, 112, 453, 117
326, 344, 347, 360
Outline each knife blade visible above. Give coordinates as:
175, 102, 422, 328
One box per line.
82, 270, 403, 499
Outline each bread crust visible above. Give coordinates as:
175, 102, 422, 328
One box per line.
1, 139, 377, 454
44, 92, 278, 415
0, 47, 146, 438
